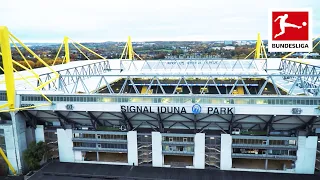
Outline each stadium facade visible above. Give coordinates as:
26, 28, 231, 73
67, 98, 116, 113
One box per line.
0, 28, 320, 175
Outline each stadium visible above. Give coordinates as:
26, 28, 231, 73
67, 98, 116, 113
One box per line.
0, 26, 320, 178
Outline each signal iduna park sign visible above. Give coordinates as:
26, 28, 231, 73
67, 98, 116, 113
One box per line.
268, 8, 312, 52
120, 104, 235, 115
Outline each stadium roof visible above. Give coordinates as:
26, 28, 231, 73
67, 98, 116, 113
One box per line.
0, 58, 317, 95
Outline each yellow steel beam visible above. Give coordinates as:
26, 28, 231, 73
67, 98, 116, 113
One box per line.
244, 49, 256, 59
282, 52, 294, 59
9, 33, 59, 76
303, 38, 320, 59
9, 33, 59, 91
63, 37, 70, 63
0, 148, 16, 175
0, 27, 55, 112
11, 66, 52, 104
0, 26, 15, 110
254, 32, 261, 59
10, 37, 32, 69
120, 43, 128, 59
128, 36, 133, 60
283, 35, 320, 59
70, 39, 107, 60
134, 52, 143, 60
261, 41, 268, 58
53, 42, 64, 65
71, 42, 90, 60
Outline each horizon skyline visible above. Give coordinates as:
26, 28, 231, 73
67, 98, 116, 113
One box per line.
1, 0, 319, 43
20, 38, 266, 44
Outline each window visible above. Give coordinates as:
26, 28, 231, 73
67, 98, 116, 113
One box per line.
177, 146, 184, 151
0, 134, 5, 150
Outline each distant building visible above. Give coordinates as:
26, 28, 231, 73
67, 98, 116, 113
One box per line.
224, 41, 233, 45
211, 47, 221, 50
292, 52, 320, 57
222, 46, 235, 50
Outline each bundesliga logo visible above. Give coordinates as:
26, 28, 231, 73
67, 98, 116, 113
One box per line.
268, 8, 313, 52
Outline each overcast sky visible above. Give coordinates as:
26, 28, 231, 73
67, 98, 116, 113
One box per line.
0, 0, 319, 42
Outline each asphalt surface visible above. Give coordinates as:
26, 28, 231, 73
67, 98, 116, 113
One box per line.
24, 162, 320, 180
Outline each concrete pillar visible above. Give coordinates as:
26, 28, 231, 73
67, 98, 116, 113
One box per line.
265, 139, 269, 170
35, 125, 45, 143
25, 127, 35, 145
57, 129, 74, 162
0, 124, 19, 175
193, 133, 205, 169
152, 132, 163, 167
295, 136, 318, 174
220, 134, 232, 170
9, 111, 28, 174
74, 151, 82, 161
127, 131, 138, 166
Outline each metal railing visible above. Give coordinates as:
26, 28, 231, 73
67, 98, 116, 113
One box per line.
73, 147, 127, 153
20, 94, 320, 106
232, 144, 298, 150
232, 153, 297, 160
72, 138, 127, 144
120, 59, 267, 73
162, 150, 194, 156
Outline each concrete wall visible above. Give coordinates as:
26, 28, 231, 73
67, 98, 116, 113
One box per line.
295, 136, 318, 174
57, 129, 74, 162
152, 132, 163, 167
193, 133, 205, 169
220, 134, 232, 170
35, 125, 45, 143
127, 131, 138, 166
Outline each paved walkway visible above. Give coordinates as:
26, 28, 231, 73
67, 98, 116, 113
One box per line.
26, 162, 320, 180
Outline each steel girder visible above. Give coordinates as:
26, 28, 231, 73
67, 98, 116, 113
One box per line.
53, 73, 315, 96
120, 59, 267, 73
279, 59, 320, 95
25, 111, 320, 134
36, 60, 110, 91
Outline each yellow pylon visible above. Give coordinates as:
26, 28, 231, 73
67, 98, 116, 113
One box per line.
245, 32, 267, 59
120, 36, 143, 60
0, 26, 15, 110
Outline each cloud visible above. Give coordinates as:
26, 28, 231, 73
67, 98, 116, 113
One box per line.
0, 0, 318, 42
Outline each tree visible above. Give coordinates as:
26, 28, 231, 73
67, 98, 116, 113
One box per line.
23, 141, 48, 171
35, 61, 43, 68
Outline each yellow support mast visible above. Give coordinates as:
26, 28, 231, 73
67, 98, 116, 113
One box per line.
63, 36, 70, 63
0, 26, 15, 110
120, 36, 143, 60
53, 36, 108, 65
128, 36, 133, 60
254, 33, 262, 59
0, 26, 59, 112
245, 32, 267, 59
